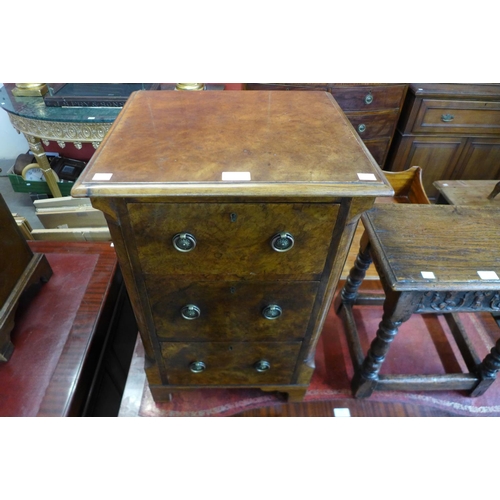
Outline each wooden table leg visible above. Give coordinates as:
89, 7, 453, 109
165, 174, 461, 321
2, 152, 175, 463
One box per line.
470, 337, 500, 397
339, 230, 372, 308
352, 290, 423, 398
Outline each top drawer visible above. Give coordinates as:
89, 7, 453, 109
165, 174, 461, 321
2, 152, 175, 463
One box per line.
330, 85, 406, 112
129, 202, 339, 280
411, 99, 500, 135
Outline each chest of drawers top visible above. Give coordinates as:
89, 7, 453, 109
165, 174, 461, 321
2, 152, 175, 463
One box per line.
71, 90, 392, 199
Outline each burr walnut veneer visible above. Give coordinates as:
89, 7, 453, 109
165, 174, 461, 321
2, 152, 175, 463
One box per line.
71, 90, 393, 402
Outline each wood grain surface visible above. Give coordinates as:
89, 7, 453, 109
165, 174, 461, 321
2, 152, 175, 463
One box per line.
363, 204, 500, 290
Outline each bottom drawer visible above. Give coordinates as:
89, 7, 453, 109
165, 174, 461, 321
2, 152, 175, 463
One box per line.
363, 138, 391, 166
161, 341, 302, 385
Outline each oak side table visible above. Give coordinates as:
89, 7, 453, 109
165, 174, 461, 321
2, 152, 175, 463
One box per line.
434, 179, 500, 206
71, 90, 393, 402
434, 178, 500, 330
340, 204, 500, 398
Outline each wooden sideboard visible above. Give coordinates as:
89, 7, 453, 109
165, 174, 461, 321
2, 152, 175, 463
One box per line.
71, 90, 393, 403
385, 84, 500, 199
245, 83, 408, 168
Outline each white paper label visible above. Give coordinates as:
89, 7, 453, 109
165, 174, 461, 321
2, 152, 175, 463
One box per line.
421, 271, 436, 279
478, 271, 500, 280
222, 172, 251, 181
333, 408, 351, 417
92, 173, 113, 181
357, 173, 377, 181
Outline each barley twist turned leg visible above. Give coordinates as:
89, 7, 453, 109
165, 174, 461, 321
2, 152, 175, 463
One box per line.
470, 338, 500, 397
340, 231, 372, 306
352, 291, 422, 398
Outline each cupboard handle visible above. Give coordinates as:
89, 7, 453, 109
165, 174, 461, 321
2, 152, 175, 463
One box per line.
190, 361, 206, 373
358, 123, 366, 133
181, 304, 201, 320
262, 304, 283, 320
441, 113, 454, 122
271, 232, 294, 252
172, 232, 197, 252
364, 93, 373, 105
254, 360, 271, 372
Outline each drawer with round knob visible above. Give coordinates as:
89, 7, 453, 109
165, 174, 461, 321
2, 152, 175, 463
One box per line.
146, 279, 319, 341
329, 85, 406, 112
161, 341, 302, 385
128, 202, 339, 279
344, 110, 400, 140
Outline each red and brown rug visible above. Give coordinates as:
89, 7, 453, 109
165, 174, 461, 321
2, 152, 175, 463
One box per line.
119, 290, 500, 417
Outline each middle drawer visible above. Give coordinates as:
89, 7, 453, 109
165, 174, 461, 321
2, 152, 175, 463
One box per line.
344, 109, 399, 140
146, 279, 319, 341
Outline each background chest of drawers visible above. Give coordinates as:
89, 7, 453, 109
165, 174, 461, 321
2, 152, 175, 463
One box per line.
245, 83, 408, 168
385, 83, 500, 199
71, 90, 392, 403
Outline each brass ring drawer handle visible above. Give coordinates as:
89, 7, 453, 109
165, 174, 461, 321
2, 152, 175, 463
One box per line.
364, 93, 373, 105
271, 232, 294, 252
358, 123, 366, 133
441, 113, 454, 122
190, 361, 206, 373
254, 360, 271, 372
262, 304, 282, 320
172, 232, 197, 252
181, 304, 201, 320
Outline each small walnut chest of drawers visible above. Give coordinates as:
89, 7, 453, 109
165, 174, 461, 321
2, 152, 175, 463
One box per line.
71, 90, 392, 402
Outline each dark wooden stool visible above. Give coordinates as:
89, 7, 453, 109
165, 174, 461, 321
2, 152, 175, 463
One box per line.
338, 204, 500, 398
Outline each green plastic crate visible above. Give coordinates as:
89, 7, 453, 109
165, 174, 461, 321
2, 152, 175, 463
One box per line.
8, 174, 74, 196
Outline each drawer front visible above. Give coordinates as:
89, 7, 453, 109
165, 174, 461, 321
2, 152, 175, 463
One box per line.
412, 99, 500, 135
147, 279, 319, 341
161, 341, 302, 385
330, 85, 406, 112
363, 138, 391, 166
129, 202, 339, 279
345, 110, 399, 140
